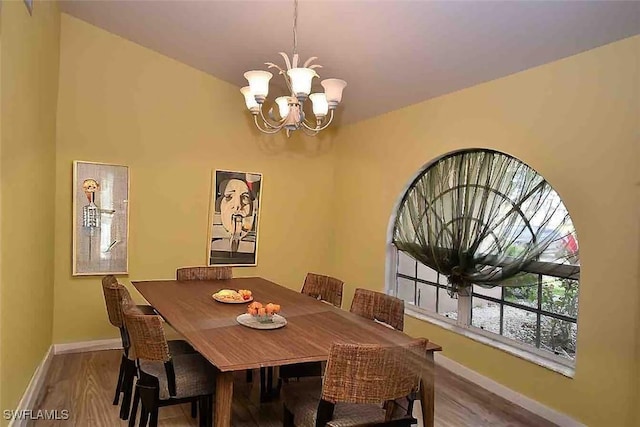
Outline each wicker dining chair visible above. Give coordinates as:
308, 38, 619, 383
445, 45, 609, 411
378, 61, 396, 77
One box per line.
350, 288, 405, 331
123, 301, 217, 427
176, 266, 232, 281
282, 339, 428, 427
102, 276, 154, 420
278, 273, 346, 391
101, 276, 195, 421
301, 273, 344, 308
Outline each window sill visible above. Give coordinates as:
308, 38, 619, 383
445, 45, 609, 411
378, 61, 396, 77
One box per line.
405, 306, 575, 378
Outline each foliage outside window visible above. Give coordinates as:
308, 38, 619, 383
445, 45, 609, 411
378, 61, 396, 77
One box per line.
391, 149, 580, 364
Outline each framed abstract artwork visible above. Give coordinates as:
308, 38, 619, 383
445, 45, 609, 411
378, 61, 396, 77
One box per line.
208, 170, 262, 266
72, 161, 129, 276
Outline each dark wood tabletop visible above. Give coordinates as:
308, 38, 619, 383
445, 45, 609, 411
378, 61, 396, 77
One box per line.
133, 277, 440, 372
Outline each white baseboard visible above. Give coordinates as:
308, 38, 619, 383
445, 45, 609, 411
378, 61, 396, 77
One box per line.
8, 346, 54, 427
435, 354, 584, 427
53, 338, 122, 355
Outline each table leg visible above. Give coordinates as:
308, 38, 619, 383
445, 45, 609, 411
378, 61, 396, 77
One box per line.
215, 371, 234, 427
420, 351, 435, 427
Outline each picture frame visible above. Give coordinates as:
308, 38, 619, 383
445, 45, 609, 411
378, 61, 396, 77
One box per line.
72, 161, 129, 276
207, 169, 262, 266
23, 0, 33, 16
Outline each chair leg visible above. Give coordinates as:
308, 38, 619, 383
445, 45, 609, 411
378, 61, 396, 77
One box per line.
120, 359, 136, 420
260, 366, 278, 402
267, 367, 274, 393
138, 406, 148, 427
246, 369, 253, 383
128, 386, 140, 427
260, 367, 266, 395
283, 403, 294, 427
149, 408, 159, 427
191, 400, 197, 418
113, 355, 126, 405
207, 395, 213, 427
198, 398, 206, 427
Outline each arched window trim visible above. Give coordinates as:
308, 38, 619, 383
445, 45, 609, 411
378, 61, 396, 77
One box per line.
385, 149, 579, 377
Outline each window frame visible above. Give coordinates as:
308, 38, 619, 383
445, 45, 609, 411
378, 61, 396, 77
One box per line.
387, 237, 577, 378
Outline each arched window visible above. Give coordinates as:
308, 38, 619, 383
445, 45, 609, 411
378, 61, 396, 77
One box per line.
388, 149, 579, 372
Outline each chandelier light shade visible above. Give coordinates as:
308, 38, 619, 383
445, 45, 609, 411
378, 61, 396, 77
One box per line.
275, 96, 290, 119
244, 70, 273, 102
240, 0, 347, 136
321, 79, 348, 107
240, 86, 259, 112
309, 93, 328, 118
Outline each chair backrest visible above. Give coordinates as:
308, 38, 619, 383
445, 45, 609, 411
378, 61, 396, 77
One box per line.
176, 266, 232, 281
122, 300, 171, 363
122, 299, 179, 397
102, 275, 124, 328
301, 273, 344, 308
350, 288, 405, 331
321, 339, 428, 405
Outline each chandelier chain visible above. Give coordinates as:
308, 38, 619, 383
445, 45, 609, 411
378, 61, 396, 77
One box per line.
293, 0, 298, 56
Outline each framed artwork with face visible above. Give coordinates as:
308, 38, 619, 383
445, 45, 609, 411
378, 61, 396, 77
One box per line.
208, 170, 262, 266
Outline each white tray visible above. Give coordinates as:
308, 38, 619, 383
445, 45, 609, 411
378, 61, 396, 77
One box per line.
212, 294, 253, 304
236, 313, 287, 330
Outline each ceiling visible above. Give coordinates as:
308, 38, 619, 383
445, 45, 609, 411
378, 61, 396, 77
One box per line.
60, 0, 640, 126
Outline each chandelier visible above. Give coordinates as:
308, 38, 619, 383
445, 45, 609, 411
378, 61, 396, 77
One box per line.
240, 0, 347, 136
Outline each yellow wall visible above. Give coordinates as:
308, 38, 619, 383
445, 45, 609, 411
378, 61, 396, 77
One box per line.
331, 36, 640, 426
52, 14, 336, 343
0, 0, 60, 422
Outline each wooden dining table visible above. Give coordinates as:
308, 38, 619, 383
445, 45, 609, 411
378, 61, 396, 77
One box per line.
133, 277, 442, 427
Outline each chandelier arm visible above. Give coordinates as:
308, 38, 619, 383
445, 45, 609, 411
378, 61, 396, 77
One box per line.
253, 115, 286, 134
301, 110, 335, 132
301, 126, 319, 137
259, 107, 285, 129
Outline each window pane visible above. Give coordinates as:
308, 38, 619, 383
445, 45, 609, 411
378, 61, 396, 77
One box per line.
437, 288, 457, 320
396, 277, 416, 305
398, 251, 415, 276
472, 284, 501, 299
416, 282, 437, 312
438, 272, 449, 286
417, 263, 438, 284
541, 277, 579, 319
540, 315, 577, 360
471, 296, 499, 333
504, 287, 538, 309
503, 306, 537, 347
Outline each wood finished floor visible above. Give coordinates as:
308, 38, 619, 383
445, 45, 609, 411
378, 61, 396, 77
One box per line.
32, 350, 555, 427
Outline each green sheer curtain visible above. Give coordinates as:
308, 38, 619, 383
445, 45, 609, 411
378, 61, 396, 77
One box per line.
393, 149, 579, 294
